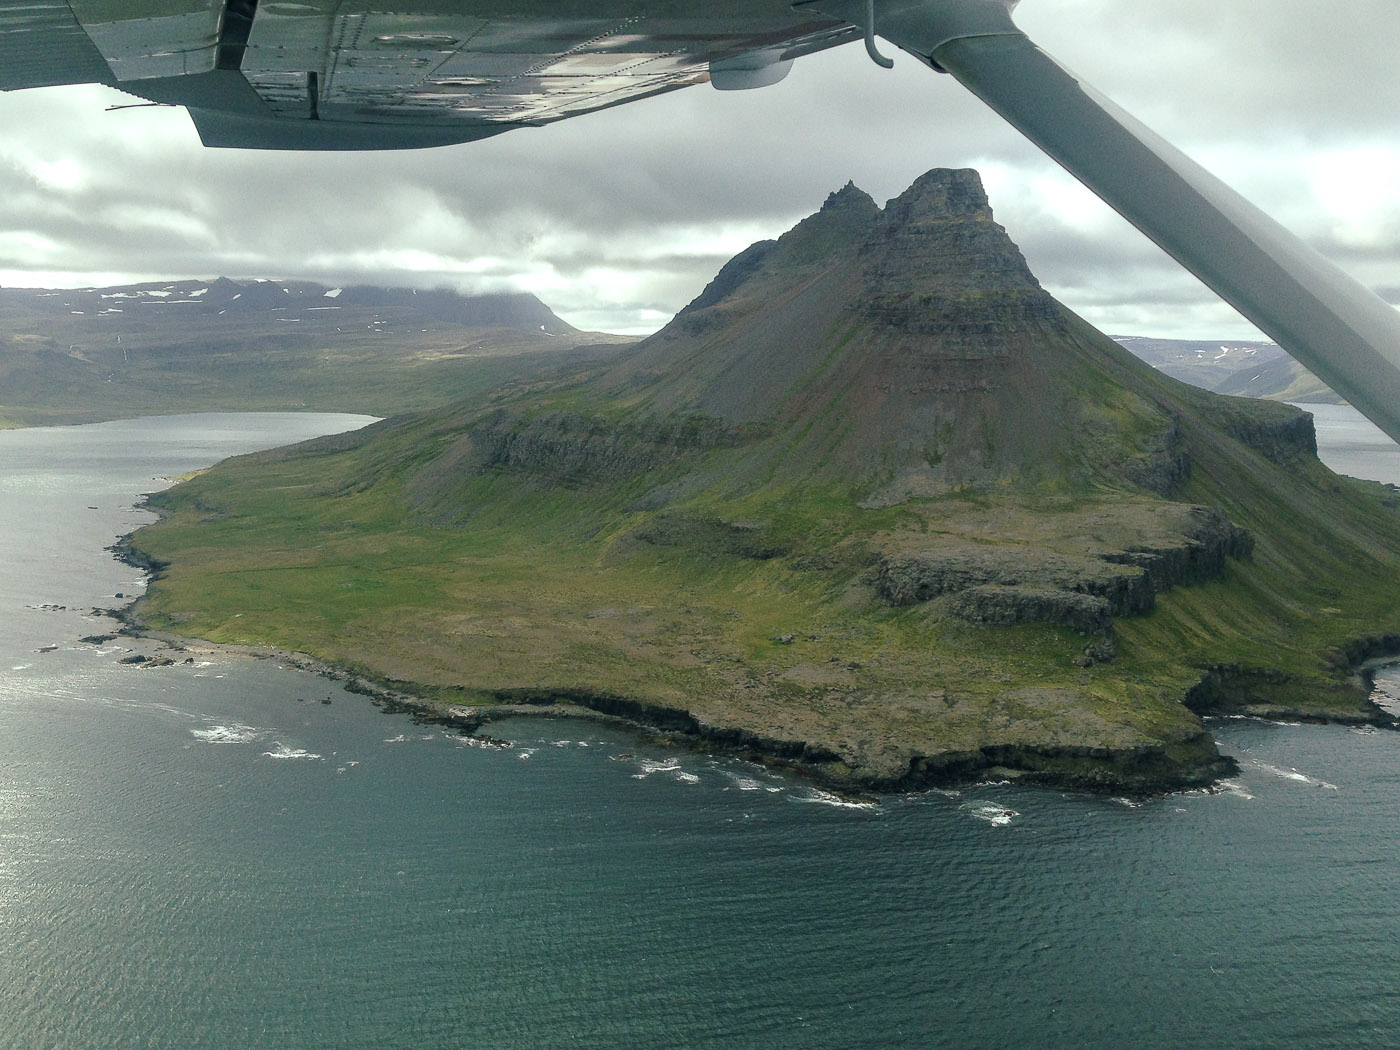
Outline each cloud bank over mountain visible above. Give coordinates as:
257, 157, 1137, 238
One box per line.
0, 1, 1396, 337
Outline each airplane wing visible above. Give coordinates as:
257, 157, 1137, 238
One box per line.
4, 0, 1400, 442
0, 1, 858, 149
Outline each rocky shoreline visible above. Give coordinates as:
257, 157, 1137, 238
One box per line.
102, 559, 1398, 799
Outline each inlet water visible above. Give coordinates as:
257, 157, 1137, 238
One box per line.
1, 411, 1397, 1050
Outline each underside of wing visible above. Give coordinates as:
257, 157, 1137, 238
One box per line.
0, 1, 116, 91
0, 1, 857, 150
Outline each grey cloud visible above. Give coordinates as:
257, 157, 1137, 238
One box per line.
1022, 0, 1400, 141
0, 1, 1392, 341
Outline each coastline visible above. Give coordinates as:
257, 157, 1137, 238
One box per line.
100, 373, 1400, 802
105, 586, 1399, 799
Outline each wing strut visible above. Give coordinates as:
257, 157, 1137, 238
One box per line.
806, 0, 1400, 444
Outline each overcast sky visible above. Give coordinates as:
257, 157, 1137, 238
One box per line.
1, 0, 1398, 338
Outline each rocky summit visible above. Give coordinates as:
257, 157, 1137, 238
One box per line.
127, 169, 1400, 795
594, 168, 1204, 504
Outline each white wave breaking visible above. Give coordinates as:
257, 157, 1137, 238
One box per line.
262, 743, 322, 760
190, 722, 264, 744
718, 768, 785, 794
632, 757, 701, 784
961, 801, 1019, 826
790, 788, 879, 811
1217, 779, 1257, 801
1250, 760, 1339, 790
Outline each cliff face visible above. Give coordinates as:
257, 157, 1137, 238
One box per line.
874, 505, 1253, 640
463, 410, 742, 484
592, 170, 1095, 501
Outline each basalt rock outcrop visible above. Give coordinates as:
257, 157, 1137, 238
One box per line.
873, 505, 1251, 634
465, 409, 747, 485
949, 586, 1115, 634
1222, 407, 1319, 463
875, 545, 1155, 616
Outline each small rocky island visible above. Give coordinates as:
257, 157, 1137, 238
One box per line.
123, 169, 1400, 795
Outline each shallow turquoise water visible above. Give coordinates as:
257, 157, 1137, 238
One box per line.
1, 412, 1398, 1049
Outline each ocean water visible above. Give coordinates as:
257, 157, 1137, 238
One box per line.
1296, 401, 1400, 485
2, 410, 1399, 1049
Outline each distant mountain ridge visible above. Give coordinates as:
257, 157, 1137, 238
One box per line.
0, 277, 577, 335
0, 277, 627, 427
1113, 334, 1338, 404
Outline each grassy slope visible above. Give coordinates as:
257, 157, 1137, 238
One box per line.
127, 340, 1400, 790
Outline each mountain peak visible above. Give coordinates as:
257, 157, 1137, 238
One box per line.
674, 169, 1039, 329
883, 167, 993, 224
767, 178, 881, 267
677, 182, 880, 317
591, 167, 1169, 500
863, 167, 1042, 298
821, 180, 877, 214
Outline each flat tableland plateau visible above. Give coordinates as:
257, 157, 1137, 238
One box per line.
119, 170, 1400, 794
0, 277, 630, 427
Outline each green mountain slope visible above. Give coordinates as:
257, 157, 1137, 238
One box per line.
125, 170, 1400, 794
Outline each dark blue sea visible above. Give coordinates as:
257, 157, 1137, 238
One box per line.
1, 409, 1398, 1049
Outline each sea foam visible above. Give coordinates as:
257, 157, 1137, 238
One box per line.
961, 801, 1018, 826
1251, 760, 1339, 790
632, 757, 701, 784
791, 788, 878, 811
262, 743, 322, 760
190, 723, 263, 744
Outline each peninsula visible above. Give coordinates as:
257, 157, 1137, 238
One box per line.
122, 169, 1400, 794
